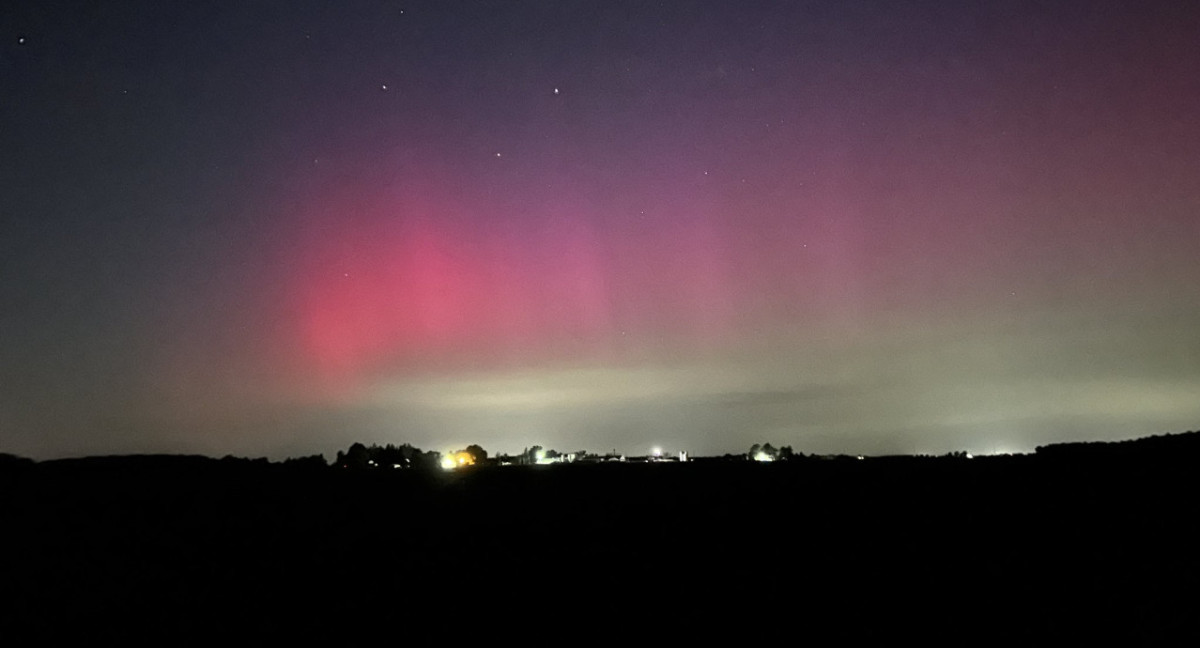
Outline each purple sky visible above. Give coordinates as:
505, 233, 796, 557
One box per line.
2, 1, 1199, 459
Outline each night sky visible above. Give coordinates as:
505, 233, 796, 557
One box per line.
3, 1, 1198, 460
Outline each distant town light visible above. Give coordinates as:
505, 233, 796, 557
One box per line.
652, 446, 663, 457
754, 452, 774, 462
441, 451, 476, 470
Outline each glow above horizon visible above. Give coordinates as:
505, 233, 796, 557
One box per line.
2, 1, 1199, 459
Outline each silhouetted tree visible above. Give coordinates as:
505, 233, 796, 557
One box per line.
373, 444, 408, 468
335, 442, 370, 469
463, 444, 488, 464
410, 447, 442, 470
521, 445, 544, 465
397, 443, 422, 465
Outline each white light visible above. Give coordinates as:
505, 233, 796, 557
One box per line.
754, 452, 774, 462
652, 446, 662, 457
440, 456, 456, 470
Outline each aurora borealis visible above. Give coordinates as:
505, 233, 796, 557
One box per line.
2, 1, 1199, 459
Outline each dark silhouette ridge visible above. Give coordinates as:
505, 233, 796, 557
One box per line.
1036, 429, 1200, 457
4, 430, 1194, 475
0, 452, 35, 470
1, 430, 1198, 642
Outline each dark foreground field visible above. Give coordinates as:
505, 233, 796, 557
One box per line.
3, 440, 1199, 642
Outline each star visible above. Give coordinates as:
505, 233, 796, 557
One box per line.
495, 152, 502, 157
381, 84, 388, 91
17, 37, 26, 45
553, 88, 559, 95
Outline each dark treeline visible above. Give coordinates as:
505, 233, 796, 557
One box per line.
0, 452, 331, 478
1, 430, 1198, 642
1035, 430, 1200, 458
6, 429, 1199, 472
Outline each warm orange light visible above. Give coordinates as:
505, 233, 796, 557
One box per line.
442, 451, 476, 470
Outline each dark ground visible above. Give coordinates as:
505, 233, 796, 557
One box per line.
3, 437, 1198, 643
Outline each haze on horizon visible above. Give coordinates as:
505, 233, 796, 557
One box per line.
2, 1, 1198, 460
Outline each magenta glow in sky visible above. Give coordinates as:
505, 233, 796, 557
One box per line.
2, 1, 1199, 459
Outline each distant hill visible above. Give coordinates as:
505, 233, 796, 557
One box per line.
1035, 430, 1200, 458
4, 453, 326, 476
4, 429, 1199, 472
0, 453, 35, 470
